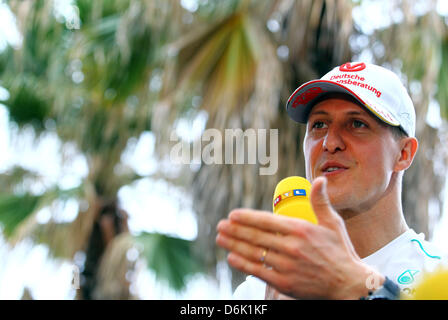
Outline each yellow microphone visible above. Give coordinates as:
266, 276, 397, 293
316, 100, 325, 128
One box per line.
405, 267, 448, 300
272, 176, 318, 224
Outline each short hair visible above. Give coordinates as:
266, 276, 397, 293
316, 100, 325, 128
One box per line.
389, 125, 408, 140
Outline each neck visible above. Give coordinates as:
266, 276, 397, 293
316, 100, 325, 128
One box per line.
338, 174, 409, 259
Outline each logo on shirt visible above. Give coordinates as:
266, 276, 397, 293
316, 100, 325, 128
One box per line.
397, 269, 420, 285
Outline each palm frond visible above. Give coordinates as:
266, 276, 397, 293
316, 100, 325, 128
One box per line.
0, 166, 42, 193
0, 192, 42, 237
172, 12, 257, 116
3, 75, 53, 131
436, 37, 448, 120
5, 185, 84, 245
135, 232, 203, 291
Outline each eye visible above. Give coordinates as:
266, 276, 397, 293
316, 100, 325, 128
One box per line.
311, 121, 327, 129
352, 119, 367, 129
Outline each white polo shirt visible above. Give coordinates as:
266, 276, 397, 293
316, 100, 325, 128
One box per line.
233, 229, 445, 299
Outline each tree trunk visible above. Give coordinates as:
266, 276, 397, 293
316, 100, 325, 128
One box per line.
79, 199, 129, 299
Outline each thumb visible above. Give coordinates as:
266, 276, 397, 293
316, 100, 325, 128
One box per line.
310, 177, 342, 229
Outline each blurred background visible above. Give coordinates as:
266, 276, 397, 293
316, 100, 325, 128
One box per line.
0, 0, 447, 300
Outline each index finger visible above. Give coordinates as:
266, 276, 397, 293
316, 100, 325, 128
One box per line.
228, 208, 313, 235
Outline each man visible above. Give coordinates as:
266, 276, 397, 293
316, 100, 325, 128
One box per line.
215, 62, 444, 299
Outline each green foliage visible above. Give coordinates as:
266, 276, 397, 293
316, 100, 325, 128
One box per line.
175, 12, 259, 115
0, 166, 42, 194
0, 192, 42, 237
195, 0, 242, 22
135, 232, 203, 291
78, 13, 155, 105
436, 37, 448, 120
17, 1, 67, 76
1, 0, 69, 132
0, 176, 83, 237
75, 0, 130, 25
5, 75, 52, 129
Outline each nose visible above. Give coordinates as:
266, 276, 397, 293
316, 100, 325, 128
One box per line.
323, 126, 346, 153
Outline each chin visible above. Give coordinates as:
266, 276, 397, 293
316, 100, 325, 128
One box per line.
326, 186, 351, 209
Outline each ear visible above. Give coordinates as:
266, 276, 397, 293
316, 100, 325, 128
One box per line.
394, 137, 418, 172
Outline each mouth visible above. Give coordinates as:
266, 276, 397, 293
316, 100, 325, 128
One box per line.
320, 162, 349, 177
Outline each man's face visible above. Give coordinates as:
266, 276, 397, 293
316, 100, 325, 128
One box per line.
304, 97, 401, 213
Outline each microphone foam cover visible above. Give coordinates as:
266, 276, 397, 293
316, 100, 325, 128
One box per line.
273, 176, 318, 224
406, 267, 448, 300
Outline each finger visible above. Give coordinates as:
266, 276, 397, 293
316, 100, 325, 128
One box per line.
228, 208, 315, 236
310, 177, 343, 229
310, 177, 358, 257
216, 229, 296, 274
260, 248, 297, 273
227, 252, 291, 293
216, 232, 267, 263
217, 219, 292, 253
217, 222, 311, 272
217, 219, 315, 260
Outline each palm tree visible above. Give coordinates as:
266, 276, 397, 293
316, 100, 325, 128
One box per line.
1, 0, 203, 299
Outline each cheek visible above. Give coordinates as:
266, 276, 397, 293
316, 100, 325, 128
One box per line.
351, 150, 395, 205
304, 138, 321, 180
356, 144, 394, 182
